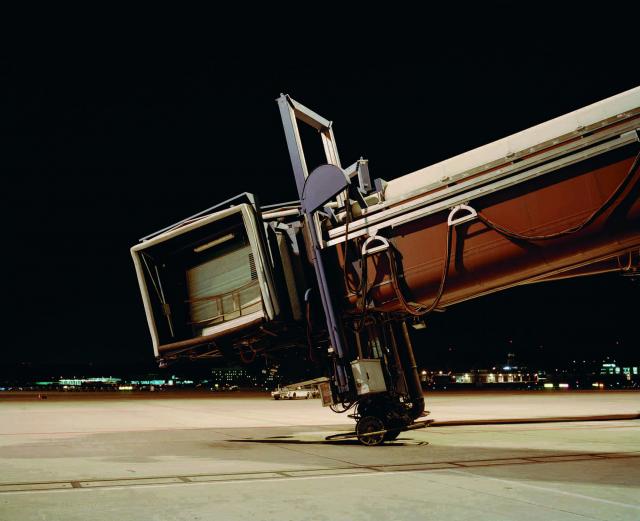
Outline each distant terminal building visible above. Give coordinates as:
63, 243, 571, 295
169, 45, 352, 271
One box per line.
59, 377, 121, 387
421, 369, 537, 388
33, 376, 194, 391
458, 370, 534, 384
597, 361, 639, 388
421, 352, 537, 387
600, 362, 638, 379
32, 377, 122, 391
210, 367, 255, 389
210, 367, 279, 390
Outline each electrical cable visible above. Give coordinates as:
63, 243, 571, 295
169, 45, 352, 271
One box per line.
388, 223, 454, 317
476, 151, 640, 241
330, 400, 357, 413
382, 149, 640, 317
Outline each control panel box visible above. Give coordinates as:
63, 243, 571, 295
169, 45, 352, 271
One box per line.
317, 381, 333, 407
351, 359, 387, 396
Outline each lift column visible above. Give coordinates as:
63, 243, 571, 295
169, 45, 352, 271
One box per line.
276, 94, 351, 393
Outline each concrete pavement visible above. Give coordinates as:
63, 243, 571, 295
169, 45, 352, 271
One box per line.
0, 391, 638, 520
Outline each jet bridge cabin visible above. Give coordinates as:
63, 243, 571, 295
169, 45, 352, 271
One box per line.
131, 200, 302, 362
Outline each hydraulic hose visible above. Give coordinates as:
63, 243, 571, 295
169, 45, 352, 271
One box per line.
477, 151, 640, 241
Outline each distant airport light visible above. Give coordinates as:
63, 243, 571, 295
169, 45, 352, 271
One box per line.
193, 233, 235, 253
544, 383, 554, 389
503, 366, 511, 371
118, 385, 133, 391
558, 383, 569, 389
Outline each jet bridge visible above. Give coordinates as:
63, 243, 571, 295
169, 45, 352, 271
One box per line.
132, 86, 640, 444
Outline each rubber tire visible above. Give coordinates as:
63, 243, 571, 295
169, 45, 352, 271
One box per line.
356, 416, 386, 446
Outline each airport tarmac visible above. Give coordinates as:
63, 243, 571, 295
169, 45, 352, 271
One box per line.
0, 390, 638, 520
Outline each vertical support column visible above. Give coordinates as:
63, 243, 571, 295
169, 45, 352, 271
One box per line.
304, 210, 349, 390
276, 94, 349, 392
387, 319, 408, 396
400, 321, 425, 420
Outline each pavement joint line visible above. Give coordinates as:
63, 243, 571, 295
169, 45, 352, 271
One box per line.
2, 457, 639, 496
2, 450, 638, 493
0, 471, 437, 496
268, 440, 361, 468
361, 466, 385, 472
280, 468, 374, 477
597, 452, 640, 459
79, 478, 185, 488
186, 473, 282, 483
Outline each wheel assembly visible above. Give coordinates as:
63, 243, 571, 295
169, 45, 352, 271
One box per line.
356, 416, 386, 446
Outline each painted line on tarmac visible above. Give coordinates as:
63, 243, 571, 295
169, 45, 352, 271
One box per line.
445, 469, 640, 511
1, 450, 639, 495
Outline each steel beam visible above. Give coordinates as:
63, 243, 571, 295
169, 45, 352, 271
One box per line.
276, 94, 350, 392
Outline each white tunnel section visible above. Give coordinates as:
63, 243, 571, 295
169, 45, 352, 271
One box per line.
383, 85, 640, 203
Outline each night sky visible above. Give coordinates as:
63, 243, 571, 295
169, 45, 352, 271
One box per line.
4, 11, 639, 375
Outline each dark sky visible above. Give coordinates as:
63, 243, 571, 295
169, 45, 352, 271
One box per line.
3, 11, 639, 373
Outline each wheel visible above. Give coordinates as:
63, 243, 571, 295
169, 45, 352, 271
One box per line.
274, 395, 280, 400
305, 393, 309, 399
357, 395, 409, 443
292, 392, 296, 399
356, 416, 385, 446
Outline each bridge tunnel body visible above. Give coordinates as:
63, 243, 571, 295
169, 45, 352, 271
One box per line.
337, 139, 640, 316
